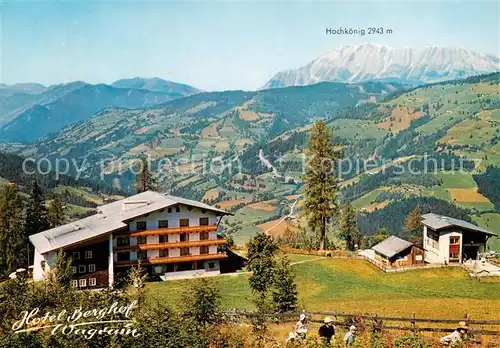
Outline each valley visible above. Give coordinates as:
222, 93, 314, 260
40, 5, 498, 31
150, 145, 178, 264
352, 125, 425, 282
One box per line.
1, 73, 499, 249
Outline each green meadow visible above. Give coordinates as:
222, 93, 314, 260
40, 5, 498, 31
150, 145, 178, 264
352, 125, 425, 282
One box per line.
145, 258, 500, 319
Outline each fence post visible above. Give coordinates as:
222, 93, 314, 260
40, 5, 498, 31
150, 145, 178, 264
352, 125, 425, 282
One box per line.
411, 312, 416, 334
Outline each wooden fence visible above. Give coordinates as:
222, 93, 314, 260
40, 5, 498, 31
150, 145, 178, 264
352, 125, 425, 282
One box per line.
224, 310, 500, 336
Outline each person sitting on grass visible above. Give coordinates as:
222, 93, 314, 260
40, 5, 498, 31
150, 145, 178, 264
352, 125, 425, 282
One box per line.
295, 313, 308, 339
343, 325, 357, 346
318, 317, 335, 346
440, 321, 469, 346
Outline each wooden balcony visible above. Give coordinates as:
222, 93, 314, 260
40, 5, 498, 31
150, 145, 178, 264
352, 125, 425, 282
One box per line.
128, 224, 218, 237
115, 238, 226, 252
115, 253, 227, 267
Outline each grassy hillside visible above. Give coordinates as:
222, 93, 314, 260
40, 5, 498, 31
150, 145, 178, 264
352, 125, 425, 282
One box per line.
0, 152, 124, 219
146, 257, 500, 319
4, 73, 499, 243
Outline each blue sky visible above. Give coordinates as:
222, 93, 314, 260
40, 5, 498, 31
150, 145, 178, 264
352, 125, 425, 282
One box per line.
1, 1, 499, 91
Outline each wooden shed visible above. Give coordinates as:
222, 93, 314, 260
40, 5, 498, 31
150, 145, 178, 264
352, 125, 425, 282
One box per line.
372, 236, 425, 267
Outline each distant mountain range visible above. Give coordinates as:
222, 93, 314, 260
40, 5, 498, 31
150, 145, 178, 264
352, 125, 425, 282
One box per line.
112, 77, 201, 95
0, 78, 200, 143
262, 43, 500, 89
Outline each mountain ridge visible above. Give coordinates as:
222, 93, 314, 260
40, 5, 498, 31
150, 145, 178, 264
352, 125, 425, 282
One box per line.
0, 81, 201, 143
262, 43, 500, 89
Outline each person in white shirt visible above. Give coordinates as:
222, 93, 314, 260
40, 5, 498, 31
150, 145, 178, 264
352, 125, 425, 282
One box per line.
295, 313, 308, 339
440, 321, 469, 346
343, 325, 357, 346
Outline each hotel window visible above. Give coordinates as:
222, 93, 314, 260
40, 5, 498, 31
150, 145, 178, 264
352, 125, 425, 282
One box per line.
72, 266, 77, 274
71, 280, 78, 288
85, 250, 92, 259
450, 236, 460, 245
79, 265, 86, 273
180, 247, 190, 256
159, 249, 169, 258
117, 236, 130, 247
79, 279, 87, 287
168, 207, 172, 213
200, 246, 209, 255
159, 234, 169, 243
200, 231, 209, 240
136, 221, 147, 231
158, 220, 169, 228
117, 252, 130, 262
89, 278, 97, 287
138, 251, 147, 260
137, 236, 147, 245
88, 264, 96, 272
199, 217, 209, 226
180, 218, 189, 227
180, 233, 189, 242
176, 206, 180, 213
73, 252, 80, 260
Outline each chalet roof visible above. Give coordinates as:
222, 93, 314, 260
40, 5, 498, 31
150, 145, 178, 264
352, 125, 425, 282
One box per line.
371, 236, 414, 259
421, 213, 496, 236
29, 191, 231, 255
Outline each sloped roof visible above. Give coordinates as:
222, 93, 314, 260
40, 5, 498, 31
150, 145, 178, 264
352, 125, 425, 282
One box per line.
371, 236, 414, 259
422, 213, 496, 236
29, 191, 231, 254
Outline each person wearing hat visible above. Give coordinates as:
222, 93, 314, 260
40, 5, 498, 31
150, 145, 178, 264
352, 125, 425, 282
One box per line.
343, 325, 357, 346
440, 321, 469, 345
318, 317, 335, 346
295, 313, 308, 339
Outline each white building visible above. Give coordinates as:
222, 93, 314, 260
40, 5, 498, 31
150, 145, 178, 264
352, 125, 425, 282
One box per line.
422, 213, 496, 264
29, 191, 232, 288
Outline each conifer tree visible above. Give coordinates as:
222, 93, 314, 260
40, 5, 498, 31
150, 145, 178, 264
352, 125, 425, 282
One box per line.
247, 232, 278, 295
405, 207, 423, 234
302, 121, 341, 250
134, 156, 157, 193
25, 181, 50, 236
339, 203, 362, 251
0, 184, 26, 274
271, 256, 298, 313
48, 197, 66, 228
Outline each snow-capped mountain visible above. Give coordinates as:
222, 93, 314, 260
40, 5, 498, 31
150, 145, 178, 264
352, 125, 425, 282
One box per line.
262, 43, 500, 89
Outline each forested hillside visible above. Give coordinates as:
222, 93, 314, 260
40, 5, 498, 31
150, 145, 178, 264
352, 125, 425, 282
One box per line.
0, 152, 125, 219
1, 73, 499, 246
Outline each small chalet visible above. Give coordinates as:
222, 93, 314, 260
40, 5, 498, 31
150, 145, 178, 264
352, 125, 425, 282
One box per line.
422, 213, 497, 264
371, 236, 425, 267
29, 191, 233, 289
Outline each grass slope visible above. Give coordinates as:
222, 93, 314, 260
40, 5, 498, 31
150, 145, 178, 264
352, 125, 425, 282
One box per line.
145, 258, 500, 319
473, 212, 500, 251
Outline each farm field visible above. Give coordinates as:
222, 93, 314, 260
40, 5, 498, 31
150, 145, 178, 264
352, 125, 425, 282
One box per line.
351, 187, 390, 210
145, 258, 500, 319
432, 171, 477, 189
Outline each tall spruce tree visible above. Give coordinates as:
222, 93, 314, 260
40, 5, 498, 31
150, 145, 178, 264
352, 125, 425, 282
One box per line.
247, 232, 279, 295
405, 207, 423, 234
271, 256, 298, 313
339, 203, 362, 251
48, 197, 66, 228
25, 181, 50, 236
302, 121, 341, 250
134, 156, 157, 193
0, 184, 26, 274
